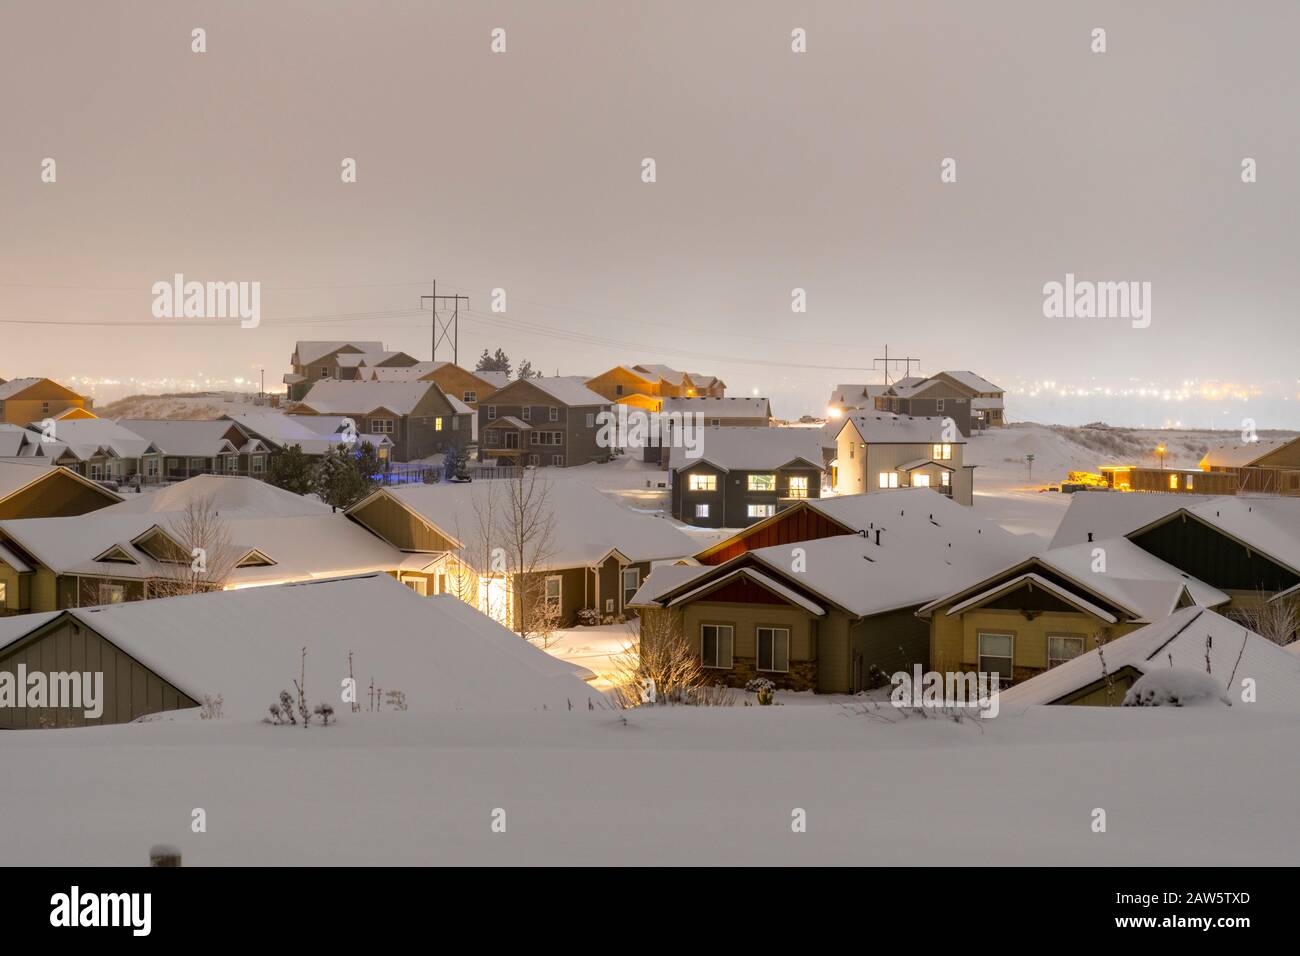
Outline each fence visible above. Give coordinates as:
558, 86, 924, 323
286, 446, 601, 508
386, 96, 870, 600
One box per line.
375, 462, 522, 486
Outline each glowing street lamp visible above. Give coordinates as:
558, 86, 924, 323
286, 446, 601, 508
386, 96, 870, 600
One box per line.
1156, 444, 1167, 470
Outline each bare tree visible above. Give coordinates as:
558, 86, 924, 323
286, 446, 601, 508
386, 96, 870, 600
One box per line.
609, 609, 725, 707
501, 467, 558, 639
149, 495, 240, 599
1227, 591, 1300, 646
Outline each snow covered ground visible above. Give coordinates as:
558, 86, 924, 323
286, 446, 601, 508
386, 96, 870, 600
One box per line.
3, 704, 1296, 865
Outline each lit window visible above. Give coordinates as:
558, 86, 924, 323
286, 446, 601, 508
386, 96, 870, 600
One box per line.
1048, 635, 1084, 668
913, 473, 930, 487
1169, 474, 1179, 490
435, 417, 443, 432
622, 568, 640, 605
747, 504, 775, 518
931, 443, 953, 460
0, 581, 6, 609
941, 471, 950, 487
1185, 474, 1194, 490
878, 472, 899, 489
688, 473, 717, 492
701, 624, 734, 669
757, 627, 790, 673
747, 474, 776, 491
786, 476, 809, 498
99, 584, 126, 605
695, 503, 710, 518
545, 576, 562, 607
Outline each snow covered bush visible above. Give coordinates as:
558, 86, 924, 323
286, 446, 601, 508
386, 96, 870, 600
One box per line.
199, 694, 223, 720
610, 610, 733, 706
746, 678, 776, 705
313, 702, 335, 725
1122, 669, 1231, 708
577, 608, 601, 627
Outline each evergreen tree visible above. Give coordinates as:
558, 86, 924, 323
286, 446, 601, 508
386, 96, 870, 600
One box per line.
312, 445, 369, 510
265, 444, 314, 495
475, 348, 511, 377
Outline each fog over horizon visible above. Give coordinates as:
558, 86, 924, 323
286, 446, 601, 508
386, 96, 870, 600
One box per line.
2, 1, 1297, 429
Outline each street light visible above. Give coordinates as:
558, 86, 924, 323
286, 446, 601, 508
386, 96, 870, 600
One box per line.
1156, 444, 1167, 470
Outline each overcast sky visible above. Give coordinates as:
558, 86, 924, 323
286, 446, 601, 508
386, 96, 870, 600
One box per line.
1, 1, 1297, 426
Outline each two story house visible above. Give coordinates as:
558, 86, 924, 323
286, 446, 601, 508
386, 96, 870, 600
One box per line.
834, 413, 974, 505
479, 377, 612, 467
284, 341, 420, 401
874, 371, 1005, 434
293, 381, 472, 461
0, 378, 95, 425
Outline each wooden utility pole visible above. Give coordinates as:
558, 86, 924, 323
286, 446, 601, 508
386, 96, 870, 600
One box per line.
872, 345, 920, 386
420, 279, 470, 365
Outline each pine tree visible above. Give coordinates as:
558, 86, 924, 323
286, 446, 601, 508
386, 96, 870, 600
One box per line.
266, 444, 314, 495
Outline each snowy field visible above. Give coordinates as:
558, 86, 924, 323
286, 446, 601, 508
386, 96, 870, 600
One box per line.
2, 704, 1297, 866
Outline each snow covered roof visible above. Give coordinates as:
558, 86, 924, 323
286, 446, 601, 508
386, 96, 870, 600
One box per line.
24, 419, 157, 459
355, 480, 697, 570
0, 424, 36, 457
666, 567, 826, 616
997, 607, 1300, 711
0, 541, 31, 573
293, 341, 385, 366
1199, 438, 1295, 469
366, 362, 446, 383
668, 426, 826, 473
3, 573, 595, 717
829, 383, 887, 407
919, 534, 1228, 623
474, 370, 510, 390
0, 377, 45, 400
946, 572, 1119, 623
971, 397, 1003, 410
1049, 491, 1211, 549
0, 461, 111, 507
101, 474, 329, 518
837, 413, 963, 446
937, 370, 1003, 394
297, 381, 442, 416
896, 458, 953, 472
510, 377, 610, 407
633, 364, 687, 386
1172, 497, 1300, 574
662, 396, 771, 419
627, 562, 711, 607
115, 420, 247, 457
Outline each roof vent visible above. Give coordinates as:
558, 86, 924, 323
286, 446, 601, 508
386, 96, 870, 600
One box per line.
1087, 531, 1094, 542
874, 529, 881, 546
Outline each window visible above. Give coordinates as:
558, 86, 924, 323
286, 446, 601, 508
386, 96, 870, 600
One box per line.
757, 627, 790, 673
688, 473, 717, 492
936, 399, 945, 412
530, 431, 564, 446
0, 581, 6, 609
747, 473, 776, 491
528, 454, 539, 466
615, 384, 624, 396
371, 419, 395, 434
878, 471, 899, 488
145, 458, 159, 477
785, 475, 809, 498
701, 624, 734, 669
435, 417, 443, 432
404, 578, 427, 596
622, 567, 640, 605
710, 418, 720, 426
913, 473, 930, 487
545, 576, 562, 607
695, 503, 710, 518
1048, 635, 1085, 669
189, 457, 205, 472
484, 430, 498, 447
1186, 474, 1194, 490
848, 443, 854, 459
585, 412, 596, 428
522, 406, 532, 421
463, 390, 477, 404
252, 455, 265, 475
487, 406, 498, 420
747, 504, 775, 518
978, 632, 1014, 683
225, 456, 238, 473
1168, 474, 1179, 490
551, 455, 565, 467
319, 366, 330, 378
932, 443, 953, 460
941, 471, 950, 487
99, 583, 126, 605
42, 402, 50, 414
90, 463, 103, 480
548, 406, 559, 422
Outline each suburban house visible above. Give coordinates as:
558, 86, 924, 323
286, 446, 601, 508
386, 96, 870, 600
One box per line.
0, 475, 402, 615
585, 364, 727, 410
995, 606, 1300, 709
918, 535, 1230, 686
284, 341, 420, 401
0, 424, 38, 458
669, 427, 827, 528
834, 413, 974, 505
635, 396, 773, 465
0, 378, 95, 425
365, 362, 506, 408
292, 381, 472, 461
219, 409, 394, 464
1097, 436, 1300, 496
0, 461, 121, 521
117, 419, 272, 481
873, 371, 1005, 433
1099, 465, 1234, 494
346, 479, 697, 628
630, 488, 1035, 692
0, 572, 595, 728
1049, 492, 1300, 613
9, 418, 163, 485
479, 377, 612, 467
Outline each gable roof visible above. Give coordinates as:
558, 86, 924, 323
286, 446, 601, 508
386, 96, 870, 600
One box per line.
1199, 438, 1297, 469
633, 364, 687, 386
24, 418, 157, 459
0, 574, 595, 716
293, 341, 385, 366
351, 480, 697, 570
837, 413, 963, 446
296, 381, 444, 417
0, 461, 120, 510
936, 370, 1003, 394
115, 419, 248, 457
996, 606, 1300, 711
491, 377, 610, 407
102, 474, 329, 518
668, 426, 826, 473
0, 377, 87, 402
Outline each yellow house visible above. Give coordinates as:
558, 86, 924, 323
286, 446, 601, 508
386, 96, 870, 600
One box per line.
0, 462, 121, 520
0, 378, 94, 425
918, 536, 1229, 685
